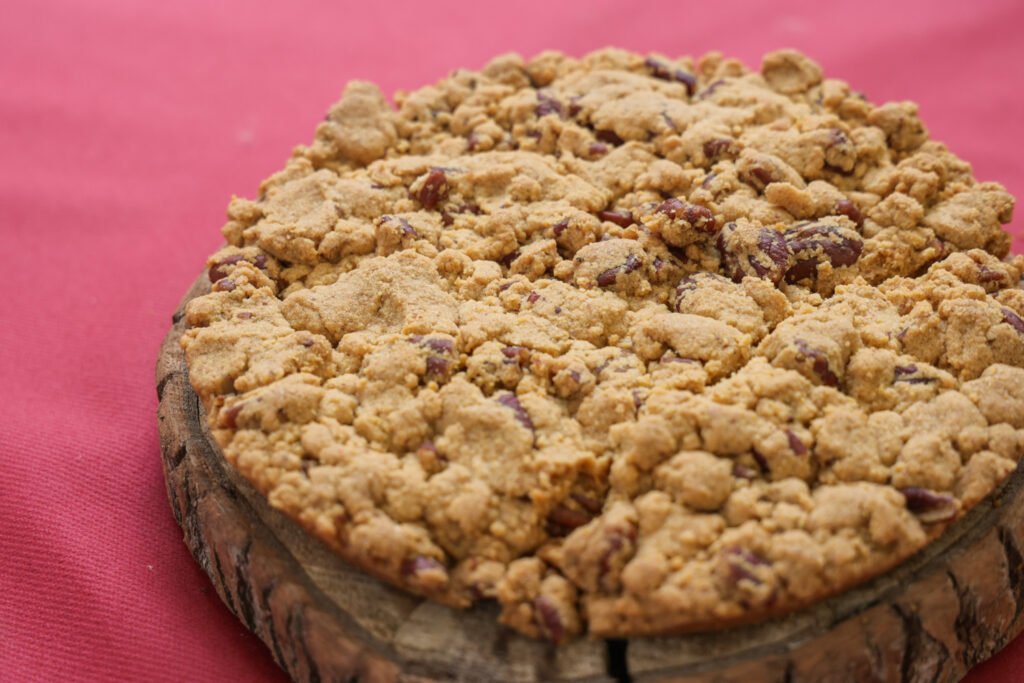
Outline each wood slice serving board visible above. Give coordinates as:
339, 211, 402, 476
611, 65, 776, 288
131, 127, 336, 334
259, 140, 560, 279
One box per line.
157, 275, 1024, 683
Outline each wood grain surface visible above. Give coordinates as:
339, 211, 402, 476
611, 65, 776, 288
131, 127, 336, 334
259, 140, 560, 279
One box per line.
157, 275, 1024, 682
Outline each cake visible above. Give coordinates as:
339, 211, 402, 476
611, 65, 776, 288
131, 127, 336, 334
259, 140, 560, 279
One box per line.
180, 48, 1023, 642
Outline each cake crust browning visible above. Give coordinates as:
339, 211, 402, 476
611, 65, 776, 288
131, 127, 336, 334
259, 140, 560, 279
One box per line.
181, 48, 1022, 641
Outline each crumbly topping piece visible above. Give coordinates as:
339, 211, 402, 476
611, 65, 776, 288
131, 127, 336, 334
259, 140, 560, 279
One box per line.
182, 48, 1021, 640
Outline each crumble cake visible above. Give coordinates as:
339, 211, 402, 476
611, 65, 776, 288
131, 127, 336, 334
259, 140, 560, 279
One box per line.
180, 48, 1023, 642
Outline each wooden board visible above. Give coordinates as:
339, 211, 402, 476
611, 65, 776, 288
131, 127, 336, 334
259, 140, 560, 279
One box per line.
157, 275, 1024, 682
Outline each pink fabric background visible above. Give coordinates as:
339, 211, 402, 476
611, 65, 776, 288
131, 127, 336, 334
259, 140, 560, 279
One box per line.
2, 0, 1022, 679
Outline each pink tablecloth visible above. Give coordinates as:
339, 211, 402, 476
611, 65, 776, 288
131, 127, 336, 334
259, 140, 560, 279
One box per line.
2, 0, 1022, 680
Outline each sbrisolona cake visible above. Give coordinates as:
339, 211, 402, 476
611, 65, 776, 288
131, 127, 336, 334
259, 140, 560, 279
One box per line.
180, 48, 1024, 642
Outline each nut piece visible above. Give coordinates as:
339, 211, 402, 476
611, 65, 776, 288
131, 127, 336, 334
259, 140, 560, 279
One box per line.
497, 559, 582, 643
900, 488, 959, 523
572, 239, 650, 296
546, 504, 593, 537
720, 546, 771, 585
533, 595, 565, 643
596, 254, 643, 287
716, 221, 791, 284
1002, 308, 1024, 335
736, 148, 805, 190
783, 220, 863, 286
559, 502, 638, 593
644, 57, 697, 94
416, 168, 448, 209
208, 254, 244, 282
597, 209, 636, 228
824, 132, 858, 175
536, 90, 565, 118
495, 393, 534, 432
794, 339, 840, 387
703, 138, 739, 164
641, 199, 717, 248
400, 555, 450, 591
833, 198, 863, 228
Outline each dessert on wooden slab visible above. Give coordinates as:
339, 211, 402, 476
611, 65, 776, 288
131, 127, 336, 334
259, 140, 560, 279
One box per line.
163, 46, 1023, 679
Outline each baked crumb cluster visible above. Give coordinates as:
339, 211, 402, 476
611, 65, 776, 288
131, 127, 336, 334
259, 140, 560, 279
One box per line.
181, 49, 1023, 641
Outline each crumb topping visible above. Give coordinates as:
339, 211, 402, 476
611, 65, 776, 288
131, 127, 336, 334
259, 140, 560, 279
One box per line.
181, 48, 1021, 640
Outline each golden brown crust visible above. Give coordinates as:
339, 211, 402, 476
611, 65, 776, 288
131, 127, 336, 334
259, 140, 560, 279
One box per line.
181, 48, 1021, 641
